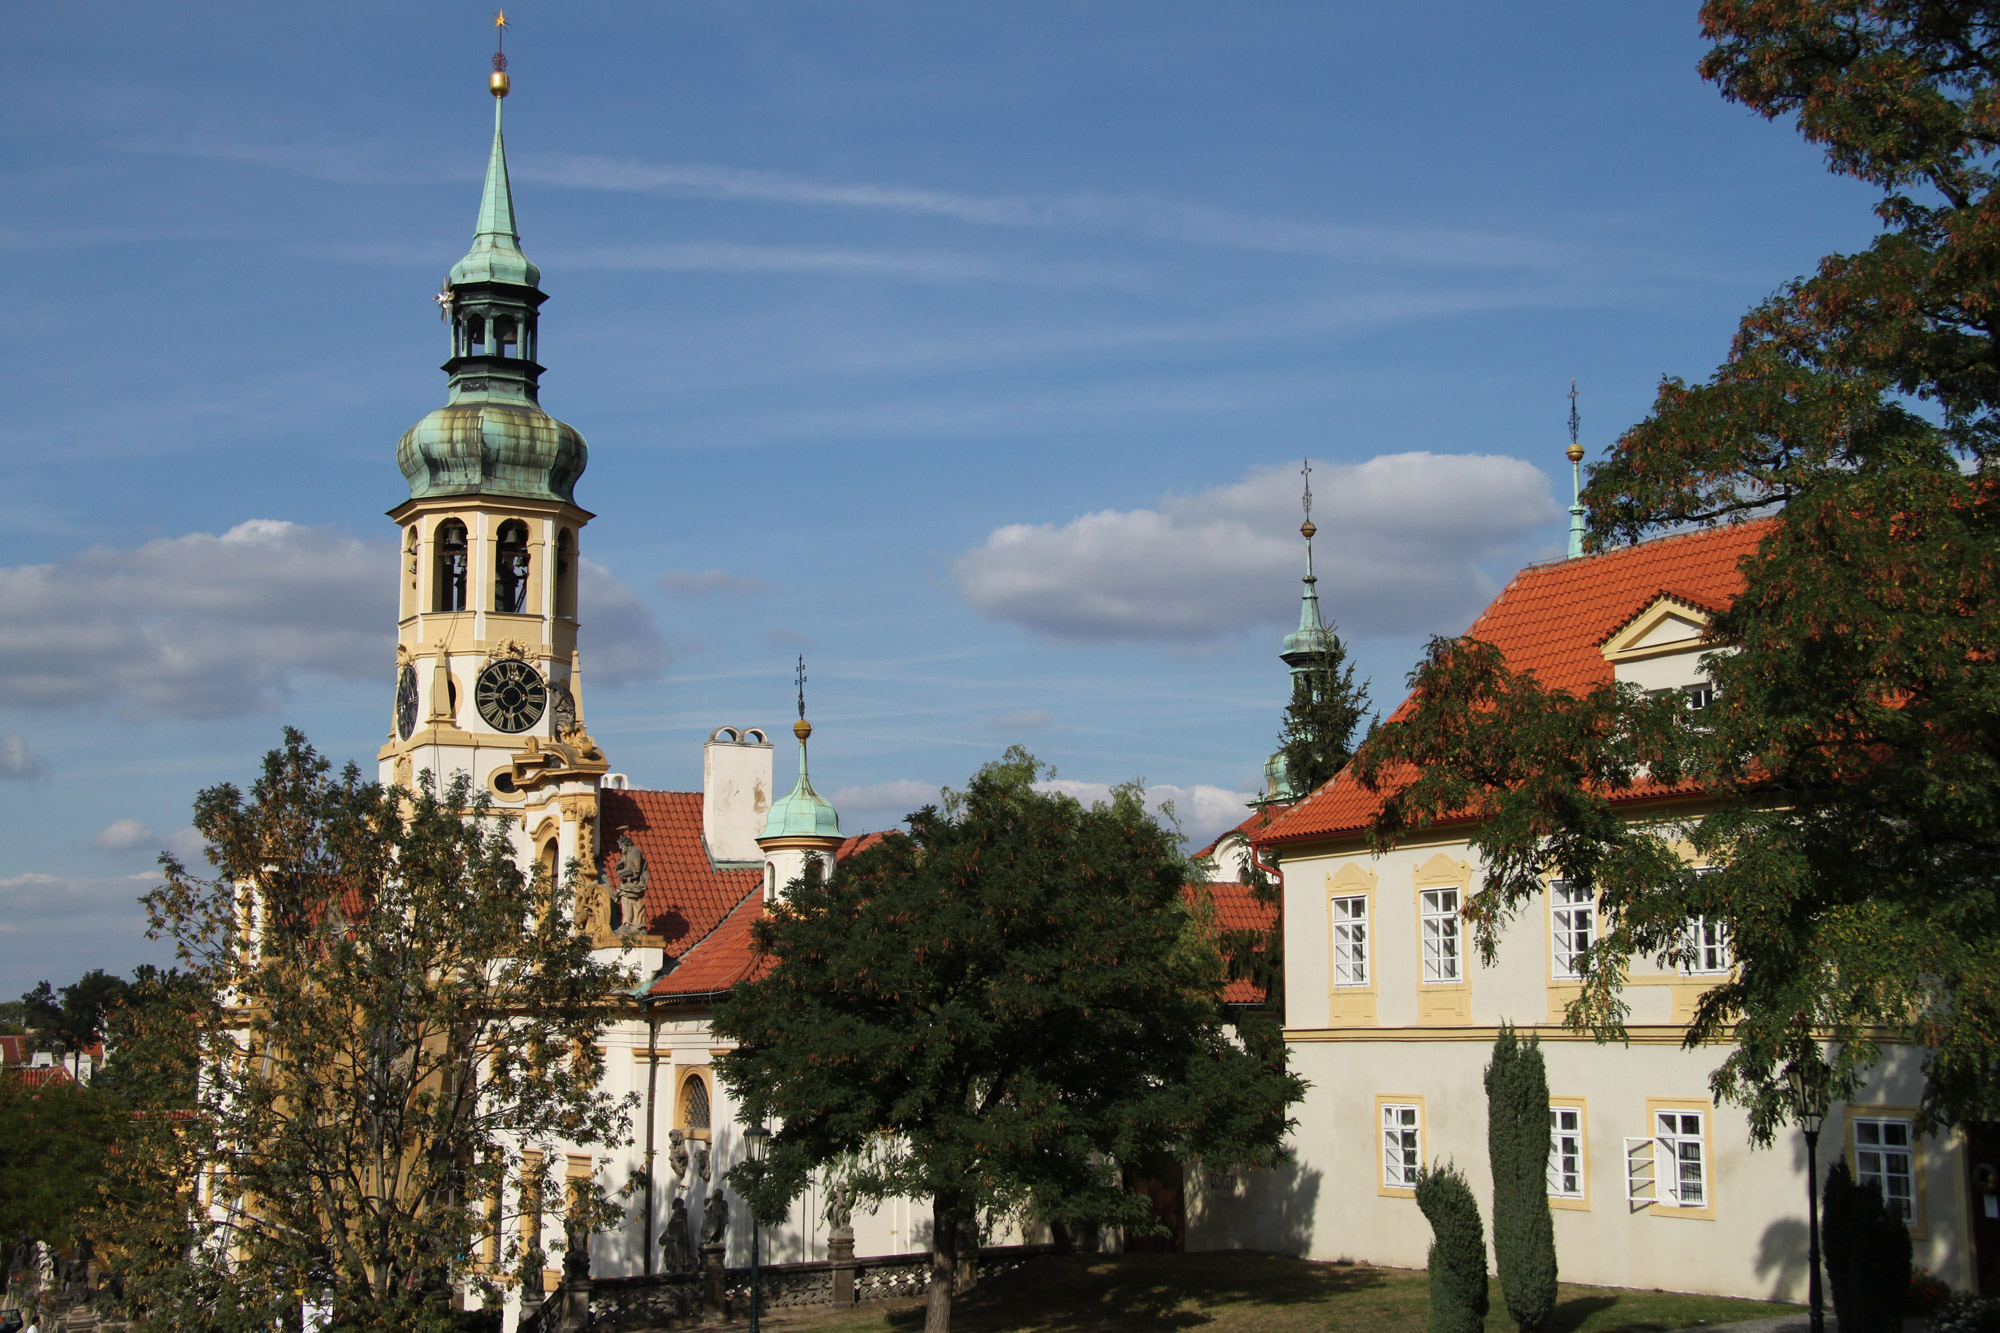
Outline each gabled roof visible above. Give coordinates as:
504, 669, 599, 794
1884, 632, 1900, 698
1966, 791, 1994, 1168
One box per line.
1259, 520, 1773, 847
600, 788, 762, 957
642, 824, 895, 1005
8, 1065, 76, 1089
1191, 803, 1289, 865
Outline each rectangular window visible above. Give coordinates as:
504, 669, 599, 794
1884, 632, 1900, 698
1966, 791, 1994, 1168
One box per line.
1682, 917, 1731, 975
1421, 887, 1461, 983
1382, 1102, 1422, 1190
1551, 880, 1594, 980
1656, 1110, 1706, 1207
1854, 1118, 1916, 1225
1331, 894, 1369, 987
1683, 683, 1716, 712
1548, 1106, 1585, 1199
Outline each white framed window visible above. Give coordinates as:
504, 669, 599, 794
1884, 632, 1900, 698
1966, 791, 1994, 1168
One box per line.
1682, 917, 1731, 975
1331, 894, 1369, 987
1655, 1109, 1707, 1207
1550, 879, 1594, 980
1382, 1102, 1421, 1190
1548, 1105, 1585, 1199
1420, 887, 1461, 983
1854, 1117, 1916, 1224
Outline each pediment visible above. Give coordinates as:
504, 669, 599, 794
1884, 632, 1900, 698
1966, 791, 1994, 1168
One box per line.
1601, 595, 1716, 664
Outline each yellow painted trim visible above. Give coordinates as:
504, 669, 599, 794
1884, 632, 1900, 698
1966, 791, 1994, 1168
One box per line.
1645, 1096, 1716, 1220
1600, 596, 1714, 664
1844, 1104, 1928, 1239
1543, 873, 1596, 1023
1549, 1096, 1590, 1211
676, 1067, 714, 1142
1326, 862, 1377, 1026
1413, 853, 1472, 1025
1376, 1093, 1426, 1200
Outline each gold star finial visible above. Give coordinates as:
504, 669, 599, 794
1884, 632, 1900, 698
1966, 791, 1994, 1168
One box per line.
489, 10, 511, 95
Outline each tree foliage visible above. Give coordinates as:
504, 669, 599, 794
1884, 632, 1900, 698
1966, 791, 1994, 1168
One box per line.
110, 730, 634, 1333
1356, 0, 2000, 1139
0, 1073, 124, 1250
1484, 1026, 1556, 1333
1279, 635, 1371, 800
1414, 1161, 1488, 1333
1823, 1158, 1912, 1333
714, 748, 1304, 1333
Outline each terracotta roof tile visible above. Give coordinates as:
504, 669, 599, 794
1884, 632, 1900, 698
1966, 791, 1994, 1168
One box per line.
600, 789, 762, 957
647, 889, 770, 1001
1186, 880, 1277, 1005
0, 1035, 31, 1066
1260, 520, 1773, 847
836, 831, 889, 862
8, 1065, 77, 1089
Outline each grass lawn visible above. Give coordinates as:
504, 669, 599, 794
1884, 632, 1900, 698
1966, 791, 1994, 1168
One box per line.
758, 1251, 1802, 1333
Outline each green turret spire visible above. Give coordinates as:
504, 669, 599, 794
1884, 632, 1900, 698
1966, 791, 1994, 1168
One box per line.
1566, 381, 1587, 559
763, 661, 841, 839
1279, 459, 1330, 677
395, 56, 587, 506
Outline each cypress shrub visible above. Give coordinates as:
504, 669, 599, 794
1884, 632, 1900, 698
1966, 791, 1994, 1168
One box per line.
1485, 1024, 1559, 1332
1415, 1161, 1489, 1333
1822, 1157, 1912, 1333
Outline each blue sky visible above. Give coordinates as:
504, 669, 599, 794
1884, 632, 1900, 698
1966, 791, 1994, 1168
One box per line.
0, 2, 1880, 997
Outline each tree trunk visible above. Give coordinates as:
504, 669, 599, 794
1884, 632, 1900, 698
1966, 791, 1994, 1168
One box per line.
925, 1190, 961, 1333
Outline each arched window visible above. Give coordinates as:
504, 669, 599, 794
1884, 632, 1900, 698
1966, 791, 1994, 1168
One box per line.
493, 317, 517, 359
495, 520, 530, 614
554, 530, 576, 619
435, 520, 469, 612
679, 1073, 711, 1135
539, 840, 558, 887
463, 315, 486, 356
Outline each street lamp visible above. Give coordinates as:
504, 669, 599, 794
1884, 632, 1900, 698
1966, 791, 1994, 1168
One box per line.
743, 1124, 770, 1333
1786, 1057, 1833, 1333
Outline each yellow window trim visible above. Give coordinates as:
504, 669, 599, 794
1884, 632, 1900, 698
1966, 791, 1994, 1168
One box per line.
1644, 1096, 1716, 1220
1413, 853, 1471, 1025
1549, 1096, 1590, 1212
1376, 1093, 1427, 1200
1326, 862, 1377, 1026
1844, 1103, 1928, 1239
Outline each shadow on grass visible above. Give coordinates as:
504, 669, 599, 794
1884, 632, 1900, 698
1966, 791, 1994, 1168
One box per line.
1540, 1295, 1619, 1333
881, 1252, 1388, 1333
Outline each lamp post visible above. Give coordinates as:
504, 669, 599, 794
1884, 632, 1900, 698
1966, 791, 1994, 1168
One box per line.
743, 1124, 770, 1333
1787, 1058, 1832, 1333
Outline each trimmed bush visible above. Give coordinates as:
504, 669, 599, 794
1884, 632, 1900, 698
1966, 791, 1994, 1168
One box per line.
1415, 1161, 1489, 1333
1932, 1293, 2000, 1333
1486, 1023, 1558, 1332
1823, 1157, 1912, 1333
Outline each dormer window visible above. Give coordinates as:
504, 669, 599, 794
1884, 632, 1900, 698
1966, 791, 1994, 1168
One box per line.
435, 520, 469, 612
495, 520, 530, 614
1600, 595, 1726, 698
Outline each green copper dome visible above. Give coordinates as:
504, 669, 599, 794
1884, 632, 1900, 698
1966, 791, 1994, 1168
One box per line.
761, 721, 841, 840
398, 88, 586, 506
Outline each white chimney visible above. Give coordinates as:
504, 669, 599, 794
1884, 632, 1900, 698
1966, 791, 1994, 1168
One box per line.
703, 726, 774, 864
29, 1051, 52, 1068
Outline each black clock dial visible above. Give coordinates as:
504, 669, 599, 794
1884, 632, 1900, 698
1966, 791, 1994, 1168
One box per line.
475, 658, 546, 733
551, 682, 576, 735
395, 663, 419, 741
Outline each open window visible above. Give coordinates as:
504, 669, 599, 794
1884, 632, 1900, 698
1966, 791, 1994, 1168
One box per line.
434, 520, 469, 612
495, 520, 530, 614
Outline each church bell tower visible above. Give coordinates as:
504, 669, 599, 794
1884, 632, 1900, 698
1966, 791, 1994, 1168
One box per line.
378, 43, 608, 906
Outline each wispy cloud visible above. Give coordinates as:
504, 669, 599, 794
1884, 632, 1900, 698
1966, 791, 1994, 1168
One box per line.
0, 734, 50, 782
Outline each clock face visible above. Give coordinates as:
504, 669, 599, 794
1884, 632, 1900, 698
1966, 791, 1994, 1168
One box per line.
551, 682, 576, 736
395, 663, 419, 741
475, 658, 547, 733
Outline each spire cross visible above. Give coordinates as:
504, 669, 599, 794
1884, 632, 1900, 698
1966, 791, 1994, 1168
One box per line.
1568, 379, 1580, 450
796, 655, 807, 721
1300, 457, 1313, 524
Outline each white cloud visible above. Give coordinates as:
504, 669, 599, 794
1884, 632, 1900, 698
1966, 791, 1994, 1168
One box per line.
953, 453, 1558, 644
987, 709, 1054, 733
0, 523, 667, 718
0, 733, 49, 781
658, 568, 772, 596
92, 819, 156, 853
829, 780, 941, 824
1036, 780, 1255, 849
0, 871, 175, 998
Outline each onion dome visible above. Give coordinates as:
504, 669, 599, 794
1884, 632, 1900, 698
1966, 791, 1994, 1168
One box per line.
760, 719, 842, 840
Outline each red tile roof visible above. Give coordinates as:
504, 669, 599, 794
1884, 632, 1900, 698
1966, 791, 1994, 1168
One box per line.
0, 1035, 32, 1066
641, 827, 897, 1004
600, 788, 763, 956
1191, 803, 1289, 864
1186, 879, 1278, 1005
8, 1065, 77, 1089
1259, 520, 1773, 847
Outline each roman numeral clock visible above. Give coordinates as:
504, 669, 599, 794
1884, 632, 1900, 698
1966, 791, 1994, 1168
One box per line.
476, 656, 547, 733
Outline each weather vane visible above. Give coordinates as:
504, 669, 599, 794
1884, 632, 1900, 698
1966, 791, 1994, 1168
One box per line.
1567, 379, 1580, 450
493, 9, 510, 68
1300, 457, 1316, 541
796, 655, 807, 721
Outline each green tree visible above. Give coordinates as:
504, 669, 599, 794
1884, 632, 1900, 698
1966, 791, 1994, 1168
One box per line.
714, 748, 1305, 1333
110, 730, 635, 1333
1355, 0, 2000, 1139
1278, 635, 1371, 800
1484, 1026, 1556, 1332
1822, 1158, 1912, 1333
1414, 1161, 1488, 1333
0, 1072, 124, 1249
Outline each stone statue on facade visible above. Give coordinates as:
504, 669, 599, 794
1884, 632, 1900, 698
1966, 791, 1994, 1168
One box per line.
692, 1140, 710, 1183
699, 1189, 729, 1248
667, 1128, 689, 1181
562, 1215, 591, 1283
659, 1196, 693, 1273
823, 1179, 855, 1239
612, 834, 649, 934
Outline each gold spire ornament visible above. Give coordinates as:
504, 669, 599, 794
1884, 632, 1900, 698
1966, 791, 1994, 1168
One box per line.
490, 10, 511, 97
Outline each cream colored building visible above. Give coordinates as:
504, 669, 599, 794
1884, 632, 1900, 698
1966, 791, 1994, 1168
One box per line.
1224, 519, 1993, 1298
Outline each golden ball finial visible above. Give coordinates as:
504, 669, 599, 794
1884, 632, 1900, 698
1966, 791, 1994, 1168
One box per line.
1300, 519, 1317, 541
1565, 442, 1585, 464
794, 718, 813, 741
490, 70, 510, 96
